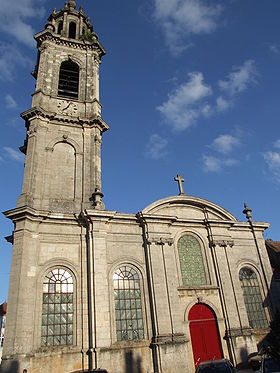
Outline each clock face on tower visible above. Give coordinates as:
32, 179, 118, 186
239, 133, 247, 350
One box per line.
57, 100, 78, 116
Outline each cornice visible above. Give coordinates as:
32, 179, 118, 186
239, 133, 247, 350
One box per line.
3, 205, 77, 223
34, 30, 105, 57
84, 209, 267, 230
21, 107, 109, 133
230, 221, 270, 231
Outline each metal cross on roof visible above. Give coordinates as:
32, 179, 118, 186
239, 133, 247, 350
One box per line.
174, 174, 185, 195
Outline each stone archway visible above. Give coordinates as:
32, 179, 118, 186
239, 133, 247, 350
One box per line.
188, 303, 222, 368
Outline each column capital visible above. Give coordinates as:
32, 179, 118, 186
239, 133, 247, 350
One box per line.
212, 240, 234, 248
150, 237, 174, 246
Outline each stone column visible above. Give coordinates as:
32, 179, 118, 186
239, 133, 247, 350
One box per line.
213, 240, 255, 364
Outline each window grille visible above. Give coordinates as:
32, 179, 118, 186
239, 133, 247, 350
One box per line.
69, 22, 76, 39
41, 268, 74, 346
178, 235, 207, 286
239, 267, 268, 329
58, 61, 79, 99
113, 266, 144, 341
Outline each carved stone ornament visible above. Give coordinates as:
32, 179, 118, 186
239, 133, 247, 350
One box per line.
57, 100, 78, 116
27, 126, 37, 137
212, 240, 234, 248
150, 237, 174, 246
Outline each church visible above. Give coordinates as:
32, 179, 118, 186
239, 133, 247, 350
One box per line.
0, 2, 274, 373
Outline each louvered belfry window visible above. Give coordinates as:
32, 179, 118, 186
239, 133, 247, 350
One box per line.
239, 267, 268, 329
58, 61, 79, 99
41, 268, 74, 346
113, 266, 144, 341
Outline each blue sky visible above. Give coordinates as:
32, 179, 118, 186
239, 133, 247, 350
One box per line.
1, 0, 280, 303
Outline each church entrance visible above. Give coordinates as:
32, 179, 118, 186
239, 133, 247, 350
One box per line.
188, 303, 222, 368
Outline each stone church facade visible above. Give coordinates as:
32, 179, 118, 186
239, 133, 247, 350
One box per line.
1, 2, 273, 373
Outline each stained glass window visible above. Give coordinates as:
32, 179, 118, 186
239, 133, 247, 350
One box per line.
239, 267, 268, 329
178, 235, 207, 286
41, 268, 74, 346
113, 266, 144, 341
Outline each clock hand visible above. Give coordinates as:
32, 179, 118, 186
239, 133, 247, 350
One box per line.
63, 103, 71, 110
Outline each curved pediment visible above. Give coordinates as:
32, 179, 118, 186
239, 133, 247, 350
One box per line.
142, 195, 237, 222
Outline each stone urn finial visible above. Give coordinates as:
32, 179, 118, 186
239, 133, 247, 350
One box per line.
243, 202, 252, 221
91, 188, 105, 210
69, 0, 76, 9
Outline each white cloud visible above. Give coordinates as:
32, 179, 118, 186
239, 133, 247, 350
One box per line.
154, 0, 223, 55
203, 155, 221, 172
218, 60, 257, 97
211, 134, 240, 154
203, 155, 238, 172
216, 96, 232, 112
5, 95, 17, 109
0, 43, 32, 81
3, 147, 25, 163
264, 151, 280, 183
224, 158, 239, 167
270, 44, 280, 54
157, 61, 257, 130
201, 104, 212, 117
145, 134, 168, 159
157, 72, 212, 130
0, 0, 45, 47
274, 139, 280, 149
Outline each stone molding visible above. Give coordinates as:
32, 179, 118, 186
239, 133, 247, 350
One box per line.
225, 327, 253, 338
100, 340, 150, 352
177, 285, 219, 291
151, 333, 188, 345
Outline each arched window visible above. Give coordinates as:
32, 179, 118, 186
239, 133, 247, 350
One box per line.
178, 234, 207, 286
41, 268, 74, 346
57, 21, 63, 35
239, 267, 268, 329
69, 22, 76, 39
58, 61, 79, 99
113, 265, 144, 341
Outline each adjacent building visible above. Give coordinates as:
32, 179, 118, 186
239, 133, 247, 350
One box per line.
0, 303, 7, 364
265, 240, 280, 314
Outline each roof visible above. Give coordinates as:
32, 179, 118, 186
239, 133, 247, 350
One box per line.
266, 240, 280, 272
266, 240, 280, 253
0, 302, 7, 316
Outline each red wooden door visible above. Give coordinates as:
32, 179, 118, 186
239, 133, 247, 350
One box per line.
188, 304, 222, 368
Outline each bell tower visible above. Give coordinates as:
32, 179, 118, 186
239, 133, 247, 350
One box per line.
2, 3, 110, 372
19, 0, 108, 213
